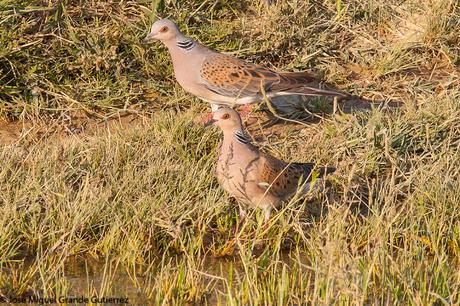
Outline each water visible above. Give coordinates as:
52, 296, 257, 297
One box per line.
2, 249, 309, 305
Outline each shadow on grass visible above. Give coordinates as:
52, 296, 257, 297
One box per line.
249, 94, 404, 128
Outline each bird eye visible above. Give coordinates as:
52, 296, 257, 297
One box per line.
159, 26, 168, 33
221, 114, 230, 120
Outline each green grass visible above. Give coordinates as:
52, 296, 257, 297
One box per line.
1, 0, 460, 304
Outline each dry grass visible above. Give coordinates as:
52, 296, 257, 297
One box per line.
1, 0, 460, 304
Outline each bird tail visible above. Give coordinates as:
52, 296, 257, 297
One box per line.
293, 163, 336, 179
275, 72, 349, 98
284, 86, 349, 98
318, 166, 336, 177
295, 164, 335, 195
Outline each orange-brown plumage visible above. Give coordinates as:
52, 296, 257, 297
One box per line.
199, 54, 348, 103
144, 18, 349, 110
211, 107, 336, 221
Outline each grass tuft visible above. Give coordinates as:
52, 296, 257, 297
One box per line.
1, 0, 460, 304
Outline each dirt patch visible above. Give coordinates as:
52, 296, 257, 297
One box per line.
0, 119, 25, 145
0, 113, 146, 146
0, 95, 394, 146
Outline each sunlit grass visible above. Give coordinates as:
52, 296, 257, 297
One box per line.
1, 0, 460, 304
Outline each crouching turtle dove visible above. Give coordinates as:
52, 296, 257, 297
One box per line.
143, 19, 348, 114
208, 107, 335, 221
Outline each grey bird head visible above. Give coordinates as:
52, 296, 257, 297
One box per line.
209, 108, 243, 131
143, 19, 181, 44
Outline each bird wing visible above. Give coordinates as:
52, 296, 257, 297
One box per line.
257, 153, 334, 199
270, 71, 319, 92
257, 154, 312, 198
199, 54, 348, 99
199, 54, 280, 98
272, 72, 348, 97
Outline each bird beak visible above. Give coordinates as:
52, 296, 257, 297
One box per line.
142, 33, 155, 44
203, 118, 217, 127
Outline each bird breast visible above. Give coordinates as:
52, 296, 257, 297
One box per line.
216, 141, 270, 207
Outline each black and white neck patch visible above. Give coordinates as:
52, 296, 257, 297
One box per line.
234, 131, 250, 144
177, 39, 195, 51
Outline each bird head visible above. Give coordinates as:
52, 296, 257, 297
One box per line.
208, 108, 243, 131
143, 19, 180, 44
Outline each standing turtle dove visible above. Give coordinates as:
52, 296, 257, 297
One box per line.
143, 19, 348, 115
208, 107, 335, 221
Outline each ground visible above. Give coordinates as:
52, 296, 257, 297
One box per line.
0, 0, 459, 304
